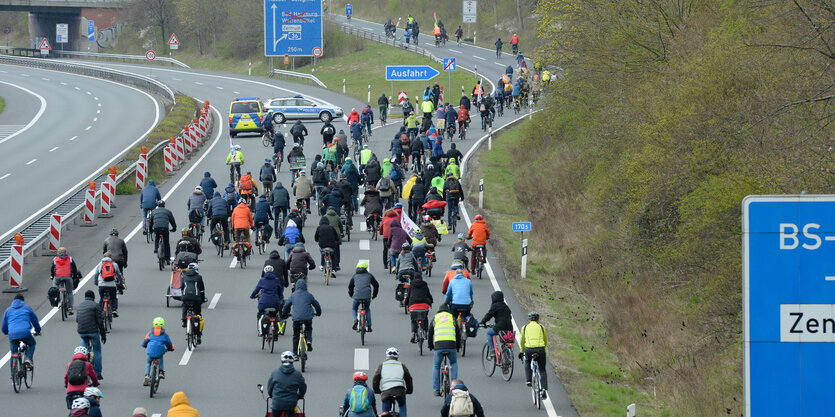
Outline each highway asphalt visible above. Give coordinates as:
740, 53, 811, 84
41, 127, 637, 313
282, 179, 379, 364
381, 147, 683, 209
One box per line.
0, 63, 162, 240
0, 41, 572, 417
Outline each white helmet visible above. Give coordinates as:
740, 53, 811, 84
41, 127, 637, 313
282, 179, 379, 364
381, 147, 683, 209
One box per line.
263, 265, 274, 273
71, 397, 91, 410
195, 186, 203, 191
385, 347, 399, 359
281, 351, 295, 364
235, 144, 241, 150
74, 346, 88, 356
84, 387, 103, 398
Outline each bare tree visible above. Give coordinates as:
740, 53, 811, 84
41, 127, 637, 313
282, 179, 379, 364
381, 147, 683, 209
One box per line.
134, 0, 177, 48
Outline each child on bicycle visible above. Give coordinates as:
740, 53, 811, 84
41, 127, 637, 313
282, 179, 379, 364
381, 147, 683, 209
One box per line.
142, 317, 174, 386
479, 291, 513, 358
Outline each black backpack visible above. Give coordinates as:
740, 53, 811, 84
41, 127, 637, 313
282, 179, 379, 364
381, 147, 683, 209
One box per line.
183, 277, 200, 298
67, 359, 87, 385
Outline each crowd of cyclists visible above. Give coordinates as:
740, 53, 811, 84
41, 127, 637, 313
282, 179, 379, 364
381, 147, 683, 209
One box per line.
0, 18, 553, 417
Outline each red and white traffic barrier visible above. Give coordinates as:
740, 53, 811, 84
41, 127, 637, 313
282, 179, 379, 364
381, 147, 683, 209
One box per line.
189, 121, 199, 144
176, 136, 185, 162
82, 182, 97, 227
196, 115, 206, 139
9, 244, 23, 288
136, 161, 146, 190
100, 182, 113, 218
108, 166, 118, 208
164, 146, 175, 175
48, 213, 62, 253
139, 146, 148, 166
183, 132, 193, 156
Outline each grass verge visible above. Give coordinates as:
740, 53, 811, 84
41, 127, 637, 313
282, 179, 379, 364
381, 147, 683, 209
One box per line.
0, 96, 5, 115
465, 122, 666, 416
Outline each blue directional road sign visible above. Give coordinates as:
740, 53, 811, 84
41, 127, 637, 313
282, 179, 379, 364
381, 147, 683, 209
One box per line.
443, 58, 456, 71
385, 65, 440, 81
512, 222, 531, 232
346, 3, 353, 16
744, 196, 835, 416
264, 0, 323, 57
87, 20, 95, 42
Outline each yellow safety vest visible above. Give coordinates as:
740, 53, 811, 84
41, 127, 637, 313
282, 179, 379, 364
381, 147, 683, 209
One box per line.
520, 322, 547, 352
433, 312, 456, 343
360, 148, 373, 165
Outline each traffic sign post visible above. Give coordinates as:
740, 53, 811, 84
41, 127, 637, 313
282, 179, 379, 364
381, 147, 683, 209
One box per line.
478, 178, 484, 208
385, 65, 440, 81
346, 3, 353, 17
512, 221, 531, 278
743, 195, 835, 416
397, 91, 408, 105
264, 0, 323, 57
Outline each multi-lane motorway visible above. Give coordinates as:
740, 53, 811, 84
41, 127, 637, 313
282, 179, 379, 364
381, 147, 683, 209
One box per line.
0, 21, 574, 417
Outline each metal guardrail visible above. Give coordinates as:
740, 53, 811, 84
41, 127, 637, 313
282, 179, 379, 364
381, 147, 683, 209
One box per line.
269, 68, 328, 88
0, 53, 176, 104
51, 50, 190, 68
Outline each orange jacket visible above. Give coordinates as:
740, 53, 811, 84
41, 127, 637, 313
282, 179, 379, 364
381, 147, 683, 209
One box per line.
457, 106, 469, 122
442, 269, 471, 294
347, 111, 360, 125
467, 219, 490, 246
231, 203, 254, 230
433, 26, 441, 36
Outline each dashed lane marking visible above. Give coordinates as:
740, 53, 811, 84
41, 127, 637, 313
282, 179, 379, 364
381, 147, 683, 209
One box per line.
178, 348, 192, 366
69, 135, 77, 141
49, 146, 59, 152
85, 126, 92, 131
208, 293, 222, 309
25, 159, 36, 165
354, 348, 369, 370
359, 239, 370, 250
0, 174, 10, 180
473, 55, 486, 60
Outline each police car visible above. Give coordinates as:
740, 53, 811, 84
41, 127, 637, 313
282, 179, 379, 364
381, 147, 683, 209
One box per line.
264, 95, 343, 124
228, 97, 265, 137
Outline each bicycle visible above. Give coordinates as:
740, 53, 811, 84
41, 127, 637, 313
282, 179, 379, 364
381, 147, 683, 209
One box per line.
357, 300, 369, 346
481, 324, 515, 381
448, 202, 459, 234
446, 125, 455, 141
322, 247, 334, 285
380, 107, 388, 126
233, 230, 249, 268
457, 312, 469, 357
188, 222, 202, 245
529, 352, 545, 408
423, 246, 435, 277
397, 272, 413, 314
57, 280, 70, 321
155, 229, 167, 271
260, 308, 284, 353
296, 321, 310, 372
296, 199, 308, 226
497, 100, 504, 117
262, 130, 274, 148
10, 338, 34, 393
340, 211, 351, 242
366, 214, 380, 240
439, 350, 452, 397
185, 305, 200, 351
148, 351, 170, 398
255, 224, 266, 255
412, 309, 428, 356
474, 245, 486, 279
273, 150, 284, 172
353, 143, 360, 163
513, 97, 521, 114
211, 221, 226, 258
458, 122, 467, 141
144, 212, 152, 244
102, 292, 113, 333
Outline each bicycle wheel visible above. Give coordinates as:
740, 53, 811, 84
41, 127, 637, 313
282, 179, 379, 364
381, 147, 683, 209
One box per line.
186, 318, 194, 351
60, 291, 67, 321
11, 360, 21, 393
418, 333, 424, 356
477, 261, 483, 279
262, 133, 271, 147
461, 338, 467, 357
261, 321, 267, 350
105, 303, 112, 332
299, 341, 307, 373
269, 322, 276, 353
534, 371, 542, 409
23, 358, 33, 388
324, 257, 331, 286
158, 251, 165, 271
149, 363, 158, 398
440, 363, 451, 396
501, 346, 514, 381
360, 320, 366, 346
481, 343, 497, 376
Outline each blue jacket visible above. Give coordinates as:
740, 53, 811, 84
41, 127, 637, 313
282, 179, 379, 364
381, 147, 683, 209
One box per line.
199, 173, 217, 197
350, 121, 363, 139
391, 137, 403, 155
140, 180, 161, 209
342, 163, 360, 189
255, 196, 272, 224
207, 192, 229, 218
86, 396, 103, 417
273, 131, 286, 154
322, 188, 343, 214
512, 81, 521, 97
141, 326, 173, 358
268, 363, 306, 411
2, 299, 40, 340
361, 107, 374, 124
445, 273, 473, 305
281, 279, 321, 321
445, 108, 457, 126
282, 223, 302, 246
250, 272, 284, 310
432, 140, 445, 158
223, 184, 239, 212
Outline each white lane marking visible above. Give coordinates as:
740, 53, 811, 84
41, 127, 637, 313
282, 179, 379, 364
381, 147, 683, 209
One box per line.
0, 173, 10, 180
208, 293, 222, 309
448, 49, 462, 54
20, 73, 29, 77
0, 70, 6, 73
494, 62, 505, 67
94, 96, 99, 101
97, 103, 101, 106
172, 77, 181, 81
178, 348, 193, 366
234, 91, 240, 94
473, 55, 486, 60
0, 81, 47, 145
69, 135, 77, 141
354, 348, 369, 370
93, 117, 98, 122
360, 222, 367, 232
195, 81, 204, 85
86, 91, 92, 95
216, 86, 224, 90
97, 110, 101, 114
152, 414, 162, 417
74, 86, 81, 90
60, 82, 67, 85
229, 257, 238, 268
85, 126, 92, 130
41, 77, 49, 81
25, 159, 36, 165
49, 146, 59, 152
359, 239, 370, 250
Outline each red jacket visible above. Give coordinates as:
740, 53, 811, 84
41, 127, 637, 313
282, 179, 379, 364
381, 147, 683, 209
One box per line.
64, 353, 98, 393
380, 210, 399, 239
511, 35, 519, 45
467, 219, 490, 246
347, 110, 360, 126
53, 255, 73, 277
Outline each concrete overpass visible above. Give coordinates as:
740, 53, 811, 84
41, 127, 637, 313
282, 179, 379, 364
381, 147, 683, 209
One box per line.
0, 0, 127, 51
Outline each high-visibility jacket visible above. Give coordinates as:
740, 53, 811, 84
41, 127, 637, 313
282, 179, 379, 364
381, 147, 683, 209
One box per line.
433, 312, 456, 343
226, 150, 244, 164
360, 148, 373, 165
421, 100, 434, 114
379, 360, 406, 391
433, 26, 441, 36
520, 321, 547, 352
473, 84, 483, 96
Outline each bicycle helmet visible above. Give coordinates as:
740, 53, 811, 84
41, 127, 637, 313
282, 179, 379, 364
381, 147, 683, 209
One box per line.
281, 351, 295, 364
157, 200, 166, 207
188, 262, 198, 271
109, 228, 119, 236
293, 143, 300, 149
153, 317, 165, 327
195, 185, 203, 191
474, 214, 484, 220
71, 398, 91, 410
235, 144, 241, 150
363, 144, 369, 149
265, 158, 271, 163
447, 172, 454, 178
84, 387, 103, 398
353, 371, 368, 381
385, 347, 399, 359
401, 242, 411, 250
457, 233, 465, 240
74, 346, 88, 356
423, 215, 431, 222
394, 202, 403, 209
356, 260, 369, 269
345, 157, 352, 162
449, 158, 455, 164
528, 311, 540, 321
263, 265, 274, 274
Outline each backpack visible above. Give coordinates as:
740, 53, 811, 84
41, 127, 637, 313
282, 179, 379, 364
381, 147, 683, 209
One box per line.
323, 125, 335, 135
183, 277, 200, 298
362, 107, 370, 115
448, 389, 475, 417
349, 385, 371, 412
47, 286, 60, 307
479, 102, 486, 112
67, 359, 87, 385
390, 166, 402, 181
466, 315, 479, 337
101, 261, 116, 282
378, 177, 392, 191
240, 175, 253, 192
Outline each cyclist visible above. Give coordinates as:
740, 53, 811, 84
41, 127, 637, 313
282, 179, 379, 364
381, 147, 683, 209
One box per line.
255, 195, 274, 244
199, 171, 218, 198
542, 69, 552, 87
76, 290, 105, 379
472, 81, 484, 105
480, 95, 495, 129
457, 105, 470, 138
402, 98, 414, 118
405, 272, 433, 343
238, 171, 259, 206
288, 143, 307, 183
495, 37, 503, 58
52, 247, 82, 313
231, 199, 254, 256
349, 260, 380, 332
70, 397, 91, 416
103, 228, 128, 274
428, 303, 460, 396
467, 214, 491, 272
520, 312, 549, 398
377, 94, 389, 122
167, 392, 200, 416
421, 97, 434, 122
446, 143, 464, 165
444, 269, 473, 322
445, 158, 460, 179
263, 250, 290, 287
294, 171, 315, 214
459, 93, 471, 112
324, 206, 344, 243
140, 180, 161, 231
361, 105, 375, 137
495, 82, 505, 112
342, 372, 378, 417
396, 241, 422, 282
361, 185, 384, 226
420, 215, 440, 246
510, 33, 520, 54
223, 183, 239, 213
342, 158, 361, 207
93, 253, 124, 317
260, 158, 277, 195
444, 105, 457, 136
442, 261, 471, 294
287, 242, 315, 283
290, 120, 308, 146
321, 120, 337, 146
373, 347, 414, 417
207, 191, 231, 248
142, 317, 174, 386
187, 186, 207, 230
226, 144, 244, 183
268, 351, 307, 415
83, 386, 104, 417
360, 145, 374, 176
443, 173, 464, 225
251, 265, 285, 335
272, 181, 291, 233
511, 78, 522, 108
65, 346, 98, 405
347, 108, 360, 128
350, 118, 364, 150
149, 200, 177, 265
388, 220, 411, 274
312, 162, 328, 203
175, 229, 201, 267
411, 231, 428, 267
273, 129, 287, 163
2, 294, 40, 368
263, 109, 275, 138
480, 291, 513, 358
323, 140, 340, 176
315, 216, 341, 272
441, 379, 486, 417
449, 235, 472, 276
455, 25, 463, 44
281, 278, 322, 357
365, 156, 383, 187
180, 263, 206, 344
